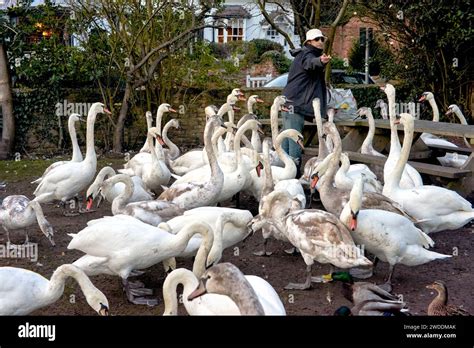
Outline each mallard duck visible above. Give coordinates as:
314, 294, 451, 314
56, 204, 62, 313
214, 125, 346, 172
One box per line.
324, 271, 408, 315
427, 280, 470, 316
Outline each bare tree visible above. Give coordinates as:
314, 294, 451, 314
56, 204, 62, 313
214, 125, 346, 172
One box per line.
0, 43, 14, 159
72, 0, 224, 152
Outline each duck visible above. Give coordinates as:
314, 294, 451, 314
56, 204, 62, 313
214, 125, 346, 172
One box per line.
31, 113, 84, 185
158, 115, 224, 209
0, 264, 109, 315
426, 280, 470, 316
100, 174, 183, 226
250, 190, 372, 290
311, 122, 415, 219
33, 103, 110, 209
334, 300, 408, 316
341, 175, 451, 289
0, 195, 55, 246
382, 113, 474, 233
186, 263, 285, 315
68, 216, 214, 304
85, 166, 152, 209
382, 84, 423, 188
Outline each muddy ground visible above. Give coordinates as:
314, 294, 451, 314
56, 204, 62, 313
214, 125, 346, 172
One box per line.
0, 155, 472, 316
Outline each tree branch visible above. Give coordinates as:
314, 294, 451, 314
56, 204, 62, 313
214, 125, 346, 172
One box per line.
256, 0, 295, 49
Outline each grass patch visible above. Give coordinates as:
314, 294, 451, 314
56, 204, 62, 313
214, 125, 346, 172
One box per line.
0, 157, 126, 183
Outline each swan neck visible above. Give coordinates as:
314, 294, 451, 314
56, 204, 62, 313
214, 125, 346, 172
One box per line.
247, 100, 254, 114
387, 121, 414, 189
111, 176, 134, 211
270, 105, 280, 147
429, 99, 439, 122
85, 109, 98, 161
163, 269, 197, 315
69, 118, 82, 162
48, 265, 96, 305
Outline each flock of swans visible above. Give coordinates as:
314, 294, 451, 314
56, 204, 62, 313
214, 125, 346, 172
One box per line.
0, 84, 472, 316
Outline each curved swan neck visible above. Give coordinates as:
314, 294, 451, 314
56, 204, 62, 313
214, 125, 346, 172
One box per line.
212, 127, 228, 155
68, 116, 82, 162
261, 139, 274, 197
168, 223, 213, 277
226, 279, 264, 315
387, 117, 414, 189
428, 98, 439, 122
162, 121, 179, 158
321, 129, 342, 189
314, 99, 328, 158
28, 200, 50, 234
97, 167, 116, 183
275, 131, 296, 169
205, 121, 223, 179
386, 90, 400, 149
47, 265, 97, 305
163, 269, 198, 315
247, 99, 255, 115
109, 175, 134, 211
155, 108, 165, 135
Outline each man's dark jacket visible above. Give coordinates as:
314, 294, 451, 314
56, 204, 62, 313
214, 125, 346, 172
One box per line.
282, 44, 328, 119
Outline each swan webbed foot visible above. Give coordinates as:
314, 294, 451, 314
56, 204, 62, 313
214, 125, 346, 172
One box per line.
128, 296, 158, 306
122, 279, 157, 306
127, 280, 146, 289
284, 247, 300, 256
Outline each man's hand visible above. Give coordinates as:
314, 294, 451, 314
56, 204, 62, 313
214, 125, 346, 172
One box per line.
321, 54, 332, 64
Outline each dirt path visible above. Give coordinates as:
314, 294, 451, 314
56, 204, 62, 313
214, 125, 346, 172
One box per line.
0, 159, 472, 316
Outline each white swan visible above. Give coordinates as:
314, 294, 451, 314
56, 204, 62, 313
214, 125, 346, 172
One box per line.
374, 99, 388, 120
86, 166, 152, 209
0, 195, 54, 246
224, 88, 246, 151
244, 95, 264, 152
0, 264, 109, 315
356, 107, 385, 157
158, 115, 224, 209
101, 174, 183, 226
341, 176, 451, 289
141, 127, 171, 193
69, 217, 214, 303
33, 103, 110, 206
166, 263, 285, 315
335, 152, 382, 193
383, 113, 474, 233
159, 206, 252, 264
169, 104, 233, 175
139, 111, 154, 153
381, 84, 423, 188
162, 118, 180, 161
250, 190, 372, 290
31, 113, 83, 184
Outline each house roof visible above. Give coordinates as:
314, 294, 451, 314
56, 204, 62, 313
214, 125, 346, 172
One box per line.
215, 5, 251, 19
260, 9, 291, 25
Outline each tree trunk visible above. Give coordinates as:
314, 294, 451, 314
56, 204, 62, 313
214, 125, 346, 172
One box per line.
0, 43, 14, 159
113, 82, 131, 153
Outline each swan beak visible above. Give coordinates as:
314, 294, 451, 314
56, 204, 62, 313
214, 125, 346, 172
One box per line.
86, 196, 94, 211
256, 162, 263, 177
418, 96, 426, 102
169, 108, 177, 113
297, 138, 305, 150
281, 106, 290, 112
350, 216, 358, 231
103, 108, 112, 115
232, 105, 241, 111
445, 110, 453, 116
99, 304, 109, 316
380, 86, 385, 91
310, 175, 319, 189
156, 135, 166, 146
188, 280, 207, 301
394, 119, 401, 125
256, 98, 264, 103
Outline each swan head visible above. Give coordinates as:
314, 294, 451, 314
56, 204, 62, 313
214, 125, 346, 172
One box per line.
273, 95, 291, 112
355, 107, 371, 120
85, 289, 110, 316
205, 105, 219, 118
380, 83, 395, 98
394, 112, 415, 129
348, 176, 364, 231
446, 104, 460, 116
69, 113, 83, 123
374, 99, 386, 108
148, 127, 166, 146
255, 160, 264, 177
249, 94, 264, 104
145, 111, 153, 122
158, 103, 177, 114
169, 119, 180, 129
43, 220, 55, 247
90, 102, 111, 115
312, 97, 321, 110
281, 129, 304, 150
229, 88, 246, 101
418, 91, 434, 103
188, 263, 244, 301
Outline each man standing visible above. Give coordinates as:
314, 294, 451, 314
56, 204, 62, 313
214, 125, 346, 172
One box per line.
282, 29, 331, 177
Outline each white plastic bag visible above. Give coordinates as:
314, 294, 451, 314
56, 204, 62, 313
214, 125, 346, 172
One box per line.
327, 88, 358, 121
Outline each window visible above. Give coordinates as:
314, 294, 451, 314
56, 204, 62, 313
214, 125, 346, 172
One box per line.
266, 27, 278, 39
217, 18, 244, 43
